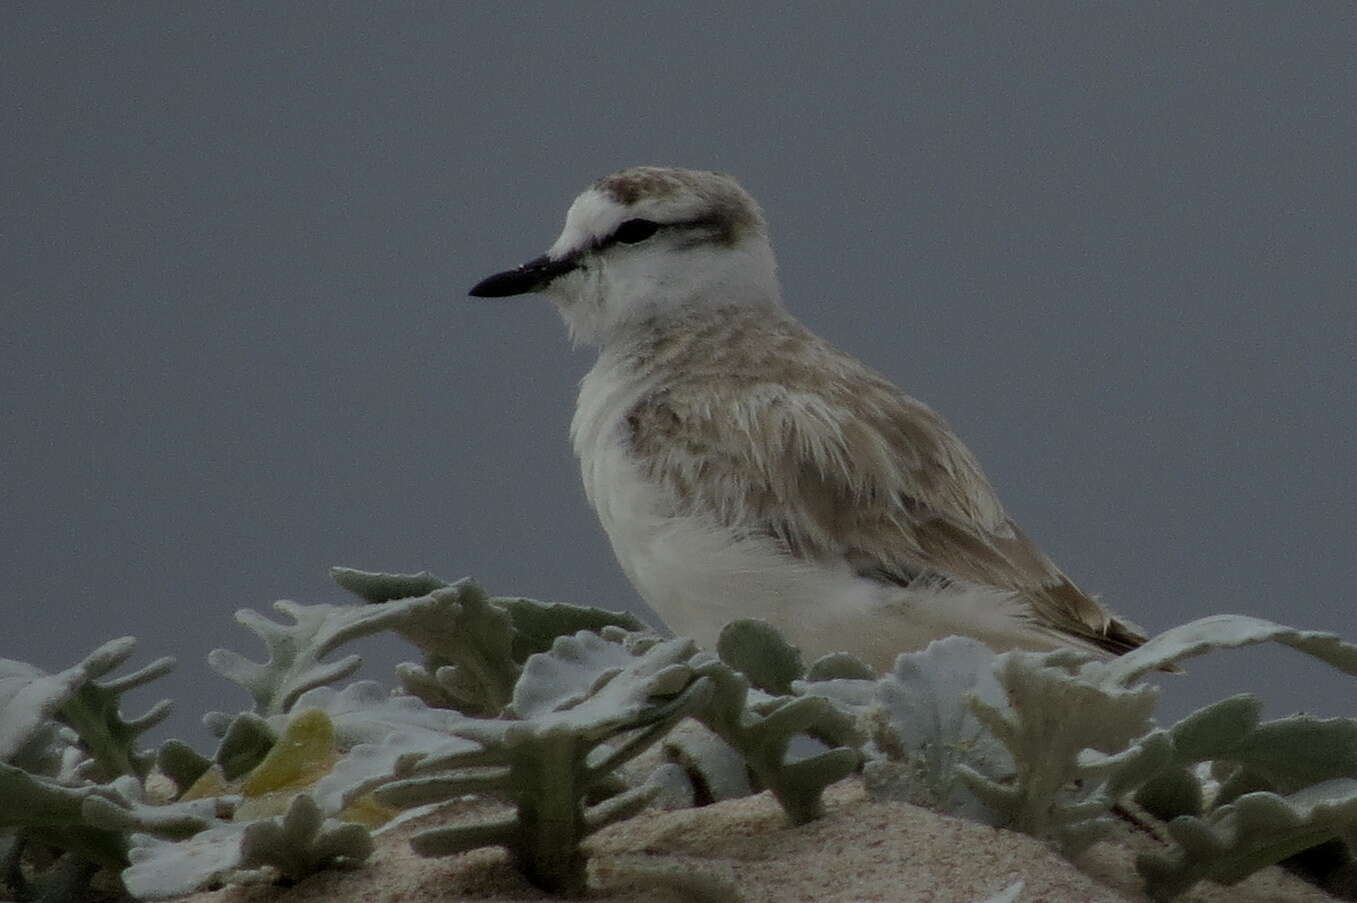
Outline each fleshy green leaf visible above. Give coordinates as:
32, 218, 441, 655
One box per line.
207, 580, 521, 718
331, 567, 449, 603
508, 630, 637, 720
121, 793, 371, 899
958, 647, 1158, 851
122, 823, 249, 899
238, 793, 372, 876
213, 712, 277, 781
376, 636, 709, 895
862, 637, 1012, 823
0, 638, 173, 780
0, 762, 129, 867
1104, 615, 1357, 686
493, 595, 646, 663
234, 708, 339, 820
716, 619, 805, 695
688, 653, 861, 824
1138, 779, 1357, 901
81, 784, 235, 841
155, 739, 212, 796
388, 581, 521, 716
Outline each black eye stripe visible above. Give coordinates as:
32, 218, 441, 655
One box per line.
600, 215, 730, 250
611, 218, 661, 245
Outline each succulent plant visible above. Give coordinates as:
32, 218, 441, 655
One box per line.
333, 567, 643, 716
0, 638, 174, 900
1, 637, 173, 782
858, 636, 1012, 824
685, 621, 864, 824
1138, 779, 1357, 901
3, 568, 1355, 902
374, 631, 710, 894
115, 792, 372, 900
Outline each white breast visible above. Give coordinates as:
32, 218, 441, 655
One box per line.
572, 356, 901, 657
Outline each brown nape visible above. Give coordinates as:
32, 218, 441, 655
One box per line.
594, 166, 765, 242
597, 167, 691, 205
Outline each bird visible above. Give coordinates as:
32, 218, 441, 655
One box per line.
468, 165, 1147, 670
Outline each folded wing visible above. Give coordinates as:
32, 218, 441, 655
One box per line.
625, 340, 1145, 657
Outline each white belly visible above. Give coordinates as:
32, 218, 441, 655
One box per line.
589, 447, 880, 650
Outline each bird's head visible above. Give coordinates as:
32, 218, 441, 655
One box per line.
470, 166, 781, 345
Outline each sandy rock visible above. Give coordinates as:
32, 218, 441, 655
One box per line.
168, 779, 1341, 903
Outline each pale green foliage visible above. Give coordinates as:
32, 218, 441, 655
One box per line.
858, 639, 1169, 850
859, 636, 1012, 823
0, 639, 174, 900
0, 637, 172, 780
308, 718, 480, 817
1100, 614, 1357, 685
860, 616, 1357, 898
715, 618, 805, 695
0, 763, 133, 868
375, 632, 710, 895
206, 578, 521, 719
492, 595, 647, 661
1139, 780, 1357, 901
684, 623, 863, 824
331, 567, 643, 715
82, 778, 235, 841
236, 794, 371, 880
155, 738, 212, 793
961, 647, 1164, 852
211, 711, 278, 780
1116, 696, 1357, 899
636, 619, 865, 822
119, 794, 372, 899
655, 720, 755, 805
284, 680, 482, 749
119, 821, 248, 900
3, 571, 1357, 902
329, 567, 448, 603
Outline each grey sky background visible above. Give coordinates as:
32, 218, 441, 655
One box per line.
4, 3, 1354, 747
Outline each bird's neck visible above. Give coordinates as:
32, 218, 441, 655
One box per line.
595, 302, 805, 390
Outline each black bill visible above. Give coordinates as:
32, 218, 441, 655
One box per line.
468, 254, 579, 298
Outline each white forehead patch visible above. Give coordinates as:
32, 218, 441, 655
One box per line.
547, 188, 625, 260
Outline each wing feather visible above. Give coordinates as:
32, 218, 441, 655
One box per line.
625, 337, 1145, 656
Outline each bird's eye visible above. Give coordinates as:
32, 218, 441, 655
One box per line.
612, 218, 660, 244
